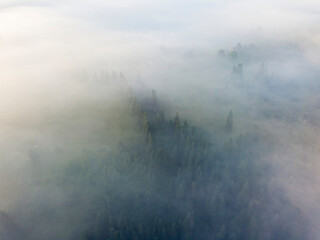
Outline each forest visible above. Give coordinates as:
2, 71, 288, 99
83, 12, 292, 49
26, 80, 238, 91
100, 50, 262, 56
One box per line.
2, 85, 307, 240
1, 1, 320, 239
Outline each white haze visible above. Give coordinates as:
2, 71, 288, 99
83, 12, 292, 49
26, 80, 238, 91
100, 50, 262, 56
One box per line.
1, 0, 320, 239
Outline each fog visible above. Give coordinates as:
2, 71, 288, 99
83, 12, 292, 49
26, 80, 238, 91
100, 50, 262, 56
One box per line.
1, 0, 320, 239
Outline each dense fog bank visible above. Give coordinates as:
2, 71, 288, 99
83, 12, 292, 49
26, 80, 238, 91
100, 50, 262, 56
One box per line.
1, 0, 320, 239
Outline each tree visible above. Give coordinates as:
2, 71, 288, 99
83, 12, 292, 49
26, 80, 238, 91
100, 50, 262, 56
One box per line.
225, 110, 233, 132
174, 112, 181, 130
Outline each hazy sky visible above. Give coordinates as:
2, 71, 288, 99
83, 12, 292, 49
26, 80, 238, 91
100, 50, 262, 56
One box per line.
1, 0, 319, 51
0, 0, 319, 102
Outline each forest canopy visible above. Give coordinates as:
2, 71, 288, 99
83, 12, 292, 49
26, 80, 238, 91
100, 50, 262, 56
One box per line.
6, 87, 309, 240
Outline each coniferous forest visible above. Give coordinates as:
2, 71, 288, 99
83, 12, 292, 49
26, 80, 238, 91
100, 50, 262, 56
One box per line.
1, 1, 320, 240
12, 88, 307, 240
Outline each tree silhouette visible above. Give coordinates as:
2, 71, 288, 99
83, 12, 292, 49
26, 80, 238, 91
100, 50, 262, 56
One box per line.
225, 110, 233, 132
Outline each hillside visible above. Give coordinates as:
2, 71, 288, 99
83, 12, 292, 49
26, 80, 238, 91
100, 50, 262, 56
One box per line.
12, 92, 309, 240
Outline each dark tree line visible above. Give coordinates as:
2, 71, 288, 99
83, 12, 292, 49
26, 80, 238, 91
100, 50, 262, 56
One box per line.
29, 91, 309, 240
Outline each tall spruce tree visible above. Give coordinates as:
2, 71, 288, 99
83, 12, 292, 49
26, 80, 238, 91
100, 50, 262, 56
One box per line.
225, 110, 233, 132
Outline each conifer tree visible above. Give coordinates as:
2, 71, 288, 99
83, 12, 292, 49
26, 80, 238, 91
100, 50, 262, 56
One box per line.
174, 112, 181, 130
225, 110, 233, 132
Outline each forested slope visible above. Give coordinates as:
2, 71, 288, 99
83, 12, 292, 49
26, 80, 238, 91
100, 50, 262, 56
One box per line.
29, 92, 307, 240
